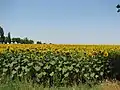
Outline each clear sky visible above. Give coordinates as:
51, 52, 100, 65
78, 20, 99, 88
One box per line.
0, 0, 120, 44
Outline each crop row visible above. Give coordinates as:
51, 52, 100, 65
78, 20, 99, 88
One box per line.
0, 44, 120, 87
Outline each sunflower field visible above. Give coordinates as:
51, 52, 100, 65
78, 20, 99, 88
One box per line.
0, 44, 120, 87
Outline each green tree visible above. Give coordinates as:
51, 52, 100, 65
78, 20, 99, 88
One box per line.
12, 38, 16, 43
16, 38, 21, 44
7, 32, 11, 44
20, 38, 24, 44
116, 4, 120, 12
29, 39, 34, 44
0, 26, 5, 44
37, 41, 42, 44
0, 26, 4, 36
24, 37, 29, 44
4, 37, 8, 44
20, 37, 30, 44
12, 37, 21, 44
22, 37, 34, 44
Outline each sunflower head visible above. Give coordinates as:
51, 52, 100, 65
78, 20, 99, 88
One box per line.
103, 51, 108, 57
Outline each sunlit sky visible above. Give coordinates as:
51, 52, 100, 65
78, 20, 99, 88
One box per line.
0, 0, 120, 44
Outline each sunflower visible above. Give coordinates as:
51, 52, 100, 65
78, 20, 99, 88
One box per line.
88, 52, 92, 57
103, 51, 108, 57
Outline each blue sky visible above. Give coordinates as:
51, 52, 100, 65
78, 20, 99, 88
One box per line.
0, 0, 120, 44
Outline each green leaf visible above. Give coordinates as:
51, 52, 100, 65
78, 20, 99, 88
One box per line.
84, 74, 88, 77
25, 67, 30, 72
37, 73, 43, 78
36, 78, 40, 82
28, 62, 33, 66
75, 68, 79, 73
50, 72, 54, 76
2, 73, 5, 76
95, 67, 100, 71
22, 66, 25, 70
18, 73, 23, 77
38, 62, 43, 66
9, 63, 14, 67
50, 61, 56, 65
34, 66, 40, 71
43, 65, 50, 69
11, 75, 14, 79
85, 65, 89, 68
3, 68, 7, 72
107, 71, 110, 73
93, 64, 97, 68
95, 75, 99, 78
100, 72, 104, 76
90, 73, 95, 78
97, 61, 102, 64
82, 68, 85, 72
13, 61, 17, 64
62, 57, 67, 60
11, 57, 14, 61
64, 73, 69, 77
68, 66, 73, 70
15, 66, 20, 70
93, 59, 98, 61
58, 68, 62, 71
42, 72, 46, 75
72, 63, 76, 66
76, 64, 80, 67
5, 64, 9, 68
12, 70, 17, 75
89, 68, 92, 72
23, 59, 29, 62
62, 68, 67, 74
64, 61, 69, 64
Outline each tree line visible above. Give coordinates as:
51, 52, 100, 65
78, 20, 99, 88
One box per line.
0, 26, 46, 44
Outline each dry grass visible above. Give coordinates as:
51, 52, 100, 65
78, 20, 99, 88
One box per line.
101, 80, 120, 90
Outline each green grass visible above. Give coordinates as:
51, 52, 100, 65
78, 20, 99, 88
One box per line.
0, 80, 102, 90
2, 78, 120, 90
2, 79, 120, 90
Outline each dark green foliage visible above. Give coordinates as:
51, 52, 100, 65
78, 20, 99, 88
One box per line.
11, 37, 34, 44
0, 26, 5, 44
15, 38, 21, 44
116, 4, 120, 9
12, 38, 21, 44
20, 37, 34, 44
0, 35, 5, 44
29, 40, 34, 44
7, 32, 11, 44
0, 26, 4, 36
37, 41, 42, 44
117, 9, 120, 12
12, 38, 16, 43
0, 49, 119, 87
116, 4, 120, 13
23, 37, 29, 44
4, 37, 8, 44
